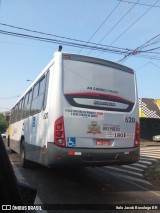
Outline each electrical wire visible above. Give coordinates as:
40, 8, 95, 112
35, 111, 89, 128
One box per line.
0, 22, 90, 44
139, 46, 160, 53
87, 0, 139, 55
116, 0, 160, 8
1, 21, 160, 60
117, 0, 160, 63
113, 0, 160, 47
0, 28, 159, 61
0, 24, 160, 61
0, 22, 131, 52
0, 96, 20, 100
150, 62, 160, 70
132, 34, 160, 51
78, 1, 122, 53
0, 29, 131, 55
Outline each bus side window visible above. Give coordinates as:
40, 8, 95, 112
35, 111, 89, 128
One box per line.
20, 98, 24, 120
31, 77, 45, 115
10, 109, 14, 124
28, 90, 33, 116
43, 71, 50, 110
23, 93, 29, 119
14, 105, 18, 123
17, 99, 24, 121
23, 90, 32, 118
17, 101, 21, 121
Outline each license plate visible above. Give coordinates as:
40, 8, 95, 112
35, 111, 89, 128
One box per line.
96, 139, 111, 146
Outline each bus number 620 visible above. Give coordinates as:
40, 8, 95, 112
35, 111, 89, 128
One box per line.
125, 117, 135, 123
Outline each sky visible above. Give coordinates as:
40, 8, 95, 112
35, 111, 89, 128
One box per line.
0, 0, 160, 112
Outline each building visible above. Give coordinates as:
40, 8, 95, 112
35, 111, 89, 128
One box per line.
139, 98, 160, 140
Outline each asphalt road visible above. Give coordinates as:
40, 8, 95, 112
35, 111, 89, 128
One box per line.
8, 147, 160, 213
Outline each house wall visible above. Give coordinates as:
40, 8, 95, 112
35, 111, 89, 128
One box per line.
139, 98, 160, 140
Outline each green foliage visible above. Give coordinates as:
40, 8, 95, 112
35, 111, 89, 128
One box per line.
0, 113, 8, 134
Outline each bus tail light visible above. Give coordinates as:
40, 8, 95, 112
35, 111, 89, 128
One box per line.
134, 122, 140, 147
54, 116, 66, 147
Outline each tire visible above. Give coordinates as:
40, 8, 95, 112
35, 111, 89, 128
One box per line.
7, 136, 10, 147
20, 140, 30, 168
8, 138, 16, 153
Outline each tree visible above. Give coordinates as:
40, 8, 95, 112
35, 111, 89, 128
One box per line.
0, 113, 8, 134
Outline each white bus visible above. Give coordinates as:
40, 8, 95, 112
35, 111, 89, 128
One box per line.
9, 48, 140, 168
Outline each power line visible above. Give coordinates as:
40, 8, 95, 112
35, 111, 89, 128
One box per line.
113, 0, 160, 47
0, 28, 159, 61
139, 39, 160, 50
133, 33, 160, 51
2, 21, 160, 60
117, 0, 160, 63
0, 29, 131, 55
87, 0, 139, 55
136, 54, 160, 60
0, 107, 10, 110
137, 61, 160, 70
116, 0, 160, 8
0, 22, 90, 44
150, 62, 160, 70
98, 0, 160, 58
0, 95, 20, 100
78, 1, 122, 53
0, 22, 130, 52
0, 24, 159, 61
136, 62, 151, 70
139, 46, 160, 53
118, 53, 160, 63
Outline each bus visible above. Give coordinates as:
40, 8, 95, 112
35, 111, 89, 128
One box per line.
9, 48, 140, 168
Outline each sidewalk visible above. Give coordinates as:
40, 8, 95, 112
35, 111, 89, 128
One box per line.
140, 139, 160, 189
144, 160, 160, 190
140, 139, 160, 147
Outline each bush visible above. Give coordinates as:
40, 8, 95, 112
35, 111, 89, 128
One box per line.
0, 113, 8, 134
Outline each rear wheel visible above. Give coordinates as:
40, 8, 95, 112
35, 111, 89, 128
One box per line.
7, 136, 10, 147
20, 140, 30, 168
9, 141, 16, 153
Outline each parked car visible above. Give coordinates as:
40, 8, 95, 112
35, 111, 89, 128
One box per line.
152, 135, 160, 142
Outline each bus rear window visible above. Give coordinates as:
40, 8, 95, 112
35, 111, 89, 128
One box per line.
63, 59, 136, 112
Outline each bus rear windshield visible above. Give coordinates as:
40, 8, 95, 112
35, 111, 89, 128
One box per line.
63, 57, 136, 112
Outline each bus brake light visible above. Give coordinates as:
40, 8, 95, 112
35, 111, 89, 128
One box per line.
54, 116, 66, 147
134, 122, 140, 147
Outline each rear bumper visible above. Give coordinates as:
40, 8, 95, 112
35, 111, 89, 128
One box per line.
44, 143, 140, 167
